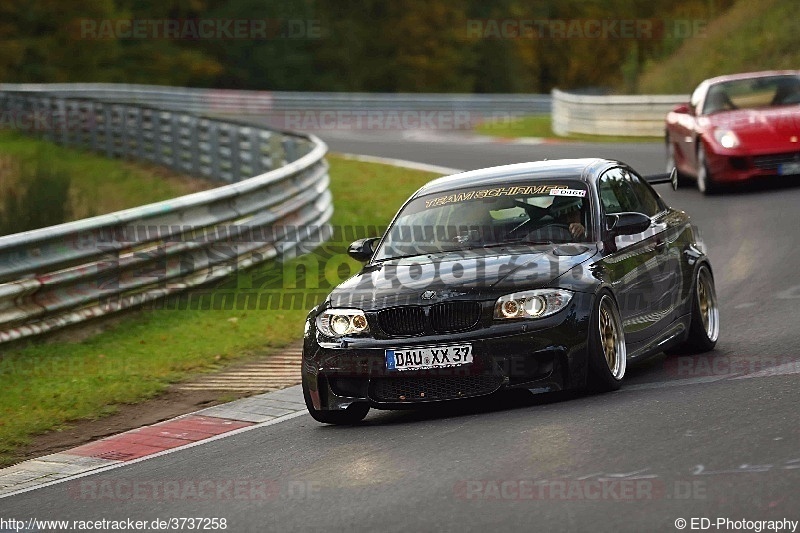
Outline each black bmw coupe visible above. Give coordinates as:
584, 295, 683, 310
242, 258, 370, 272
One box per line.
302, 159, 719, 424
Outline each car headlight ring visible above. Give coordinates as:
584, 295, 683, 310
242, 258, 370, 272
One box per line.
713, 129, 740, 149
316, 309, 370, 337
494, 289, 573, 320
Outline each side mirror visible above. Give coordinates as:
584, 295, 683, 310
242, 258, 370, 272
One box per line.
645, 167, 679, 191
347, 237, 379, 262
606, 212, 651, 236
672, 103, 691, 114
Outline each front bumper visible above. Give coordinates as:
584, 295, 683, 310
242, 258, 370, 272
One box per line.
706, 147, 800, 183
302, 299, 591, 411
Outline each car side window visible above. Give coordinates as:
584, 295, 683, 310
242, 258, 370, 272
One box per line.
598, 168, 641, 215
625, 170, 665, 217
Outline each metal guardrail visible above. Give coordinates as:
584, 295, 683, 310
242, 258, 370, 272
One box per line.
2, 84, 690, 138
0, 90, 332, 344
552, 88, 685, 137
0, 83, 553, 117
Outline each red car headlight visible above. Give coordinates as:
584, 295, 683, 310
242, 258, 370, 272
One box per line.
713, 129, 740, 149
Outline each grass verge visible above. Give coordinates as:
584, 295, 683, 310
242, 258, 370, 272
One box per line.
474, 115, 661, 143
0, 129, 212, 235
0, 152, 440, 467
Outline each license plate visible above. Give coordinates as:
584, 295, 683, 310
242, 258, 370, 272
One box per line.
778, 162, 800, 175
386, 344, 473, 371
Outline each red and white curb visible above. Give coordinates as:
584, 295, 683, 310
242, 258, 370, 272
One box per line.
0, 386, 306, 499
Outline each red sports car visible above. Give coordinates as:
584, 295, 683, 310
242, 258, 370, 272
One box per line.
665, 70, 800, 194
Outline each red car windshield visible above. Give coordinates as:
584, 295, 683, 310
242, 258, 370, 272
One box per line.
703, 75, 800, 114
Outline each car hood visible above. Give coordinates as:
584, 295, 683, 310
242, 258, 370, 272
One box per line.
704, 107, 800, 150
328, 244, 598, 310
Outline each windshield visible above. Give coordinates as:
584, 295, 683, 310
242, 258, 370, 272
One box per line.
703, 75, 800, 114
373, 181, 592, 261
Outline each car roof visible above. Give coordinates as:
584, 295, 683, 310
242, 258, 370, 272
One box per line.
415, 158, 617, 197
703, 70, 800, 85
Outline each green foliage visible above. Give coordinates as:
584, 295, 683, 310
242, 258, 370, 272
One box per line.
0, 0, 739, 93
0, 0, 222, 85
0, 154, 72, 235
0, 130, 211, 236
638, 0, 800, 94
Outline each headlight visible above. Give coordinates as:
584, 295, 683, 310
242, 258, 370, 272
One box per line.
494, 289, 573, 320
316, 309, 370, 337
713, 129, 739, 149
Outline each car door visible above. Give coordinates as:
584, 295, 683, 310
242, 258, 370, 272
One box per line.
626, 169, 685, 326
596, 168, 674, 347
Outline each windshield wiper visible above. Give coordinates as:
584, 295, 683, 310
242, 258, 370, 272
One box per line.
496, 238, 556, 246
373, 253, 430, 262
374, 238, 564, 260
518, 239, 556, 245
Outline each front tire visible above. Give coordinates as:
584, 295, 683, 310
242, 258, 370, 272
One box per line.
303, 380, 370, 425
666, 139, 690, 186
587, 292, 627, 392
696, 145, 719, 195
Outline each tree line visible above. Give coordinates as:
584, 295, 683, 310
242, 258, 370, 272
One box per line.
0, 0, 733, 93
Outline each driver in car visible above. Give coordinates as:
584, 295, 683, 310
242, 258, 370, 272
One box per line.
551, 196, 586, 240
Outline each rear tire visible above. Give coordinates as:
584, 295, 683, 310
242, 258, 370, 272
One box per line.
303, 380, 370, 425
682, 264, 720, 353
587, 292, 627, 392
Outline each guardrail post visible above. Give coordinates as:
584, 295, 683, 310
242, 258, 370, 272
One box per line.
102, 103, 113, 159
150, 110, 164, 163
269, 132, 283, 169
141, 108, 154, 163
132, 106, 143, 160
40, 96, 52, 143
171, 112, 181, 171
230, 126, 242, 182
120, 104, 130, 158
209, 121, 220, 180
55, 97, 68, 147
189, 115, 200, 176
249, 128, 263, 176
89, 101, 99, 151
218, 123, 232, 182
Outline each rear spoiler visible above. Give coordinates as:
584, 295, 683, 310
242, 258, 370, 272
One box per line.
644, 168, 678, 191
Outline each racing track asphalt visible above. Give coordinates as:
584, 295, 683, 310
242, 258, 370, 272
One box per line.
2, 129, 798, 532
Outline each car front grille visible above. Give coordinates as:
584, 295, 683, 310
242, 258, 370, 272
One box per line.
377, 306, 426, 336
377, 302, 482, 337
430, 301, 482, 333
752, 151, 800, 170
370, 375, 504, 402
